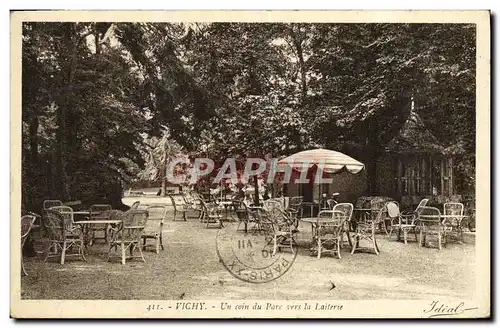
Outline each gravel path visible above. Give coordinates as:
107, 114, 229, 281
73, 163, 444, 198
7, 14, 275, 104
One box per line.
21, 215, 475, 300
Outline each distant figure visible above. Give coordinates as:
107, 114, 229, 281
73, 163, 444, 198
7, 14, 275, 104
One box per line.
156, 188, 162, 196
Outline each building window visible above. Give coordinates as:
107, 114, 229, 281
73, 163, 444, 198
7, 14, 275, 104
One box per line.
395, 155, 453, 196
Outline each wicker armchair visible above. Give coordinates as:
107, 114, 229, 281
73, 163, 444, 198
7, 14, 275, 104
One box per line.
333, 203, 354, 249
312, 210, 347, 259
351, 205, 382, 255
419, 206, 446, 250
232, 200, 255, 233
200, 198, 223, 229
43, 208, 86, 264
107, 209, 148, 264
443, 202, 465, 244
258, 207, 298, 256
142, 205, 167, 253
169, 194, 202, 221
288, 196, 303, 218
388, 198, 428, 244
21, 214, 38, 275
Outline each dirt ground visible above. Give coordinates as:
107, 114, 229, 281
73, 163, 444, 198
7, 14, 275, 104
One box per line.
21, 212, 475, 300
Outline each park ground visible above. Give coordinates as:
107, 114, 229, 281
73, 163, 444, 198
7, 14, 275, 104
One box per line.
21, 211, 475, 301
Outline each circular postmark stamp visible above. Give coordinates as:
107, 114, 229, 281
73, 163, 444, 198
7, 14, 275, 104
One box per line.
216, 220, 298, 283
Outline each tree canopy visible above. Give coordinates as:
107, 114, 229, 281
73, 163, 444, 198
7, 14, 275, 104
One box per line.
21, 22, 476, 210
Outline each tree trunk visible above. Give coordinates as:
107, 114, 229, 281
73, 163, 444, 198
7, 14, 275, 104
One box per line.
253, 175, 260, 206
161, 177, 166, 197
56, 24, 79, 200
161, 163, 167, 197
290, 26, 307, 100
94, 24, 100, 55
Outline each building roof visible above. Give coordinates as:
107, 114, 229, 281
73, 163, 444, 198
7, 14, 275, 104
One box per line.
386, 108, 445, 154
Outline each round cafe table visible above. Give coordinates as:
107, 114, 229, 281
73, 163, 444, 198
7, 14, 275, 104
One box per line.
74, 219, 122, 248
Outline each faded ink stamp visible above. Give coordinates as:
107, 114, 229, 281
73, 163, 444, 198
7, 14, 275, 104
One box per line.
216, 220, 298, 283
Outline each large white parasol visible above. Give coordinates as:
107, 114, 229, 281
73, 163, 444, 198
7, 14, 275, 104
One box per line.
277, 148, 364, 174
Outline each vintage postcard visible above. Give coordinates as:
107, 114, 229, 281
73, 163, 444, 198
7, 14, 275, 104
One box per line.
10, 10, 490, 319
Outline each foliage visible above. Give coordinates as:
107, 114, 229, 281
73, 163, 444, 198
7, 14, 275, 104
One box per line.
21, 22, 476, 211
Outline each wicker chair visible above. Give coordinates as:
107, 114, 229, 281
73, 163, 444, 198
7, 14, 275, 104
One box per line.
170, 195, 188, 221
89, 204, 112, 245
327, 199, 338, 210
312, 210, 347, 259
265, 207, 298, 255
443, 202, 465, 244
388, 198, 428, 244
43, 208, 86, 264
232, 199, 258, 233
332, 203, 354, 249
263, 199, 284, 213
200, 198, 223, 229
351, 205, 382, 255
21, 214, 38, 275
142, 205, 167, 253
288, 196, 303, 218
107, 209, 148, 264
419, 206, 446, 250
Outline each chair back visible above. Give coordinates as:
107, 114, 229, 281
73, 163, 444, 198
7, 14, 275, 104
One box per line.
232, 200, 250, 222
332, 203, 353, 222
119, 209, 148, 241
43, 200, 63, 209
316, 210, 345, 237
50, 206, 75, 232
415, 198, 429, 215
180, 192, 190, 202
199, 197, 218, 215
419, 206, 441, 224
288, 196, 303, 217
255, 207, 276, 237
130, 201, 140, 210
273, 206, 297, 230
444, 202, 464, 216
43, 209, 65, 241
90, 204, 112, 220
144, 205, 167, 234
386, 201, 401, 218
326, 199, 337, 210
21, 215, 37, 246
370, 198, 387, 212
317, 210, 334, 219
289, 196, 303, 207
263, 199, 284, 213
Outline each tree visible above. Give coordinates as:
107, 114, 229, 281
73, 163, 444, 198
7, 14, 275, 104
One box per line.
140, 134, 185, 196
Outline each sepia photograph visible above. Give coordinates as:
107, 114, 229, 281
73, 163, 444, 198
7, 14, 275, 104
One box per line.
10, 10, 490, 318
